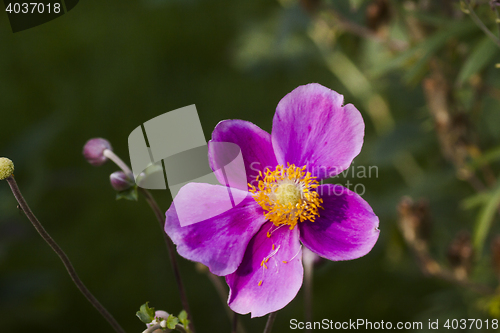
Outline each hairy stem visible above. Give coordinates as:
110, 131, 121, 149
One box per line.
5, 176, 126, 333
303, 249, 314, 333
103, 149, 134, 180
102, 149, 195, 333
137, 187, 195, 333
232, 312, 239, 333
263, 312, 278, 333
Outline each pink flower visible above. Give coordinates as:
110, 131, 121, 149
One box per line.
165, 83, 380, 317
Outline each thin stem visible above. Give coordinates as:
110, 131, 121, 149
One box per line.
137, 187, 195, 333
142, 324, 162, 333
103, 150, 195, 333
103, 149, 134, 180
465, 0, 500, 48
303, 249, 314, 333
231, 312, 239, 333
202, 269, 246, 333
494, 7, 500, 34
5, 176, 126, 333
263, 312, 278, 333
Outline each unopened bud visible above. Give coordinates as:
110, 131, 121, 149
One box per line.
0, 158, 14, 180
110, 171, 133, 191
83, 138, 112, 166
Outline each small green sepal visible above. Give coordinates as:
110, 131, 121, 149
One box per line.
116, 186, 138, 201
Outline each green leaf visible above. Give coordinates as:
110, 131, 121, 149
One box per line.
166, 314, 180, 330
136, 302, 155, 324
178, 310, 187, 322
473, 183, 500, 258
178, 310, 190, 331
461, 191, 491, 210
456, 36, 499, 86
116, 186, 138, 201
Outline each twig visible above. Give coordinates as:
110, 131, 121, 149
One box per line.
5, 176, 126, 333
323, 7, 407, 51
263, 312, 278, 333
465, 0, 500, 48
398, 197, 494, 295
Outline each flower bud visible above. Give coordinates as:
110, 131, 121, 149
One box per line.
110, 171, 133, 191
146, 311, 170, 331
83, 138, 112, 166
0, 157, 14, 180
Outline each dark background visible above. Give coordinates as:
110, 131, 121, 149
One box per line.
1, 0, 500, 332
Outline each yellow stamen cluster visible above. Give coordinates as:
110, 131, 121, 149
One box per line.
249, 164, 323, 229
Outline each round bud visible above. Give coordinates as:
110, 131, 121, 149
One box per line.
110, 171, 133, 191
0, 157, 14, 180
83, 138, 112, 166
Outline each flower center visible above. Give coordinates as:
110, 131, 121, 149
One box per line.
249, 164, 323, 229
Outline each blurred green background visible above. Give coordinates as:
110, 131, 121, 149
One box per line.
2, 0, 500, 332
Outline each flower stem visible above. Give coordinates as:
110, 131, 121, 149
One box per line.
231, 312, 238, 333
137, 187, 195, 333
263, 312, 277, 333
103, 149, 134, 180
200, 267, 246, 333
303, 249, 314, 333
5, 175, 126, 333
102, 149, 195, 333
465, 0, 500, 48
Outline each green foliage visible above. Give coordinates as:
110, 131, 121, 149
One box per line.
136, 302, 155, 324
456, 36, 499, 86
473, 184, 500, 257
116, 186, 138, 201
178, 310, 190, 332
166, 314, 180, 330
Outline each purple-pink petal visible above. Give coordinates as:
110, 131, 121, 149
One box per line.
226, 222, 303, 318
208, 119, 278, 190
271, 83, 364, 179
299, 184, 379, 261
165, 183, 267, 276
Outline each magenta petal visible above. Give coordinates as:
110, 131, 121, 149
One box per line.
209, 119, 278, 190
226, 222, 303, 318
299, 184, 380, 261
272, 83, 364, 179
165, 183, 267, 276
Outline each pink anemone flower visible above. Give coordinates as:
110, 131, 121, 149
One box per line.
165, 83, 380, 317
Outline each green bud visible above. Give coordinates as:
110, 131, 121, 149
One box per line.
0, 158, 14, 180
